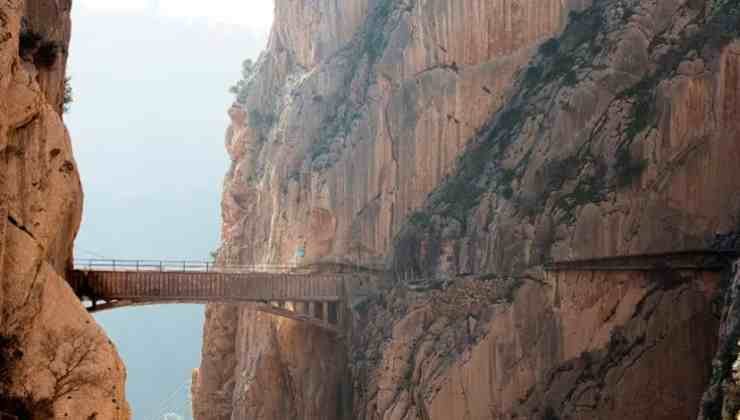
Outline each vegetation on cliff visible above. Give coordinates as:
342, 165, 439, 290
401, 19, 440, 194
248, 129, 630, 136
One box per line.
393, 0, 740, 276
229, 58, 256, 104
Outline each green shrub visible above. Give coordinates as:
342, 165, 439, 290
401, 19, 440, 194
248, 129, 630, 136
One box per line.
19, 28, 41, 56
19, 27, 61, 68
539, 38, 560, 56
63, 77, 73, 114
249, 109, 276, 128
229, 59, 255, 104
365, 0, 394, 61
408, 211, 432, 228
34, 40, 60, 68
614, 148, 646, 187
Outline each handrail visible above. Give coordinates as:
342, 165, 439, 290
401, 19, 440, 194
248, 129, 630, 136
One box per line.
73, 259, 301, 273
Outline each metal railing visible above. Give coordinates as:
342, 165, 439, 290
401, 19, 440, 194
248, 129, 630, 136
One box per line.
73, 259, 300, 274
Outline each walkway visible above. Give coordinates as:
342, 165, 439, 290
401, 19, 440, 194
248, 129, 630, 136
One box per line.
68, 259, 353, 332
544, 249, 738, 272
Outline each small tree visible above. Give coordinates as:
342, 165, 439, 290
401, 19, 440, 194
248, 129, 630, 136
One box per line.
63, 77, 73, 114
20, 326, 112, 418
229, 59, 256, 104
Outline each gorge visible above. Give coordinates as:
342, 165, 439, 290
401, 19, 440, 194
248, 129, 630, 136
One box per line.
2, 0, 740, 419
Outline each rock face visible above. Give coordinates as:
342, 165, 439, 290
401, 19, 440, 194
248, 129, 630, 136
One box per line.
698, 259, 740, 420
353, 270, 720, 419
196, 0, 740, 419
0, 1, 130, 418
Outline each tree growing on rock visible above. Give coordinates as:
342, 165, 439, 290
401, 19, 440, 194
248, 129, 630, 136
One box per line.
18, 326, 112, 419
229, 59, 256, 104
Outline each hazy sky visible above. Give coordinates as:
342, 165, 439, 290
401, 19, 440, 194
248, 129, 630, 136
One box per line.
66, 2, 273, 419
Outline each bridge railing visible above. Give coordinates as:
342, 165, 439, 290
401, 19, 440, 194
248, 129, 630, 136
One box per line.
73, 259, 300, 273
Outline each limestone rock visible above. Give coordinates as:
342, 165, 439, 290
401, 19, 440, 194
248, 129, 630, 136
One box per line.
0, 1, 130, 418
196, 0, 740, 419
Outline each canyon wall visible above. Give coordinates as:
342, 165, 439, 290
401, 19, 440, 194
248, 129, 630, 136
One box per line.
196, 0, 740, 419
352, 269, 721, 419
0, 1, 129, 418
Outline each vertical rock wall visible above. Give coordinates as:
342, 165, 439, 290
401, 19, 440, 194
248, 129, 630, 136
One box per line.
196, 1, 590, 418
0, 1, 130, 418
196, 0, 740, 419
352, 270, 721, 419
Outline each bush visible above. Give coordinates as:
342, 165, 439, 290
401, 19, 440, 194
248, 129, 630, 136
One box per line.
248, 109, 276, 128
63, 77, 73, 114
34, 40, 60, 68
18, 27, 61, 68
18, 28, 41, 57
408, 211, 432, 228
614, 148, 646, 187
539, 38, 560, 56
229, 59, 256, 104
365, 0, 394, 61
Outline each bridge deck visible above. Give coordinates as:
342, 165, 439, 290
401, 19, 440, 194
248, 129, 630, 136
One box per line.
69, 270, 343, 303
68, 260, 351, 331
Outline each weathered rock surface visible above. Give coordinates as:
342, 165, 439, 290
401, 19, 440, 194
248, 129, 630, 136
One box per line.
0, 1, 129, 418
196, 0, 740, 419
197, 0, 591, 418
353, 270, 720, 419
698, 260, 740, 420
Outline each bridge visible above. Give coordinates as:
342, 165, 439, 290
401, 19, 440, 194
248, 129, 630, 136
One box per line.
67, 259, 366, 333
66, 250, 738, 332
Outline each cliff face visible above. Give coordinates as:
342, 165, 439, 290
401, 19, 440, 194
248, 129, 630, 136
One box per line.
698, 260, 740, 420
197, 0, 740, 419
0, 1, 129, 418
352, 270, 721, 419
394, 0, 740, 277
218, 0, 591, 267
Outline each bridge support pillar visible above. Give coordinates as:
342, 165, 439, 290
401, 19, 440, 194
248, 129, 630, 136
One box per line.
322, 302, 329, 323
308, 302, 317, 318
336, 302, 343, 326
295, 301, 307, 315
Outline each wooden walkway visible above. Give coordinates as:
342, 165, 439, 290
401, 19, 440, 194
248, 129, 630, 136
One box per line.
544, 249, 738, 272
68, 260, 352, 332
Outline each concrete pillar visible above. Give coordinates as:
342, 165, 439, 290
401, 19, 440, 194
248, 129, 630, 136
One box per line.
308, 302, 317, 318
295, 301, 307, 315
322, 302, 330, 323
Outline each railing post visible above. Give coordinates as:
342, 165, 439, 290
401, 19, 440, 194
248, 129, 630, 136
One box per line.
183, 261, 186, 272
112, 259, 116, 271
136, 260, 140, 272
160, 261, 163, 271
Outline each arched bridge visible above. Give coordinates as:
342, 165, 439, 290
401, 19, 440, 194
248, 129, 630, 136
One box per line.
67, 260, 368, 333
